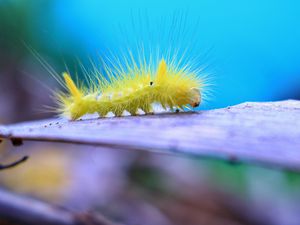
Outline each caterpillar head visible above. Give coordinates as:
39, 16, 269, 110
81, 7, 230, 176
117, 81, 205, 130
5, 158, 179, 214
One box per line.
188, 87, 201, 108
155, 59, 202, 108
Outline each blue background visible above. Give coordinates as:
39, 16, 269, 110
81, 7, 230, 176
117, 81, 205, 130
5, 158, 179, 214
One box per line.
49, 0, 300, 109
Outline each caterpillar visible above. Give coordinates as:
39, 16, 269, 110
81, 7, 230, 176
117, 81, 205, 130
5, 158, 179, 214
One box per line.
56, 57, 206, 120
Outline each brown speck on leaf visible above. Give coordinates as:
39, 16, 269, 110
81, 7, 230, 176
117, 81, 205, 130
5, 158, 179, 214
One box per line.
11, 138, 23, 146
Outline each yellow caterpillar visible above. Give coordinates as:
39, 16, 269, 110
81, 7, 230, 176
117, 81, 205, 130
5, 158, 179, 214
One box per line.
56, 57, 206, 120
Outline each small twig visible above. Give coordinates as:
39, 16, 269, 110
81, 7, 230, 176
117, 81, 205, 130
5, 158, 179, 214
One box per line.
0, 155, 28, 170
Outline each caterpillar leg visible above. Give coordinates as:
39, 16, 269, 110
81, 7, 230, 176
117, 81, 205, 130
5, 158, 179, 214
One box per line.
141, 104, 153, 114
128, 108, 138, 116
112, 107, 124, 117
97, 108, 110, 117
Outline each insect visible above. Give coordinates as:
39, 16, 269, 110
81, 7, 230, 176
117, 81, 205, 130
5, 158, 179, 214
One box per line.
56, 56, 206, 120
55, 53, 205, 120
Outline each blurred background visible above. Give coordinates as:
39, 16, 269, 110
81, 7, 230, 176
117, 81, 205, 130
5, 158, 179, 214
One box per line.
0, 0, 300, 224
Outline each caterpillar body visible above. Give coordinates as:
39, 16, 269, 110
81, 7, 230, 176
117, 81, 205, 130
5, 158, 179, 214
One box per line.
57, 58, 205, 120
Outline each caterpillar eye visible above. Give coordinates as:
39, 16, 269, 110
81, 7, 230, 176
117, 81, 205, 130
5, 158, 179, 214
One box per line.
150, 81, 154, 86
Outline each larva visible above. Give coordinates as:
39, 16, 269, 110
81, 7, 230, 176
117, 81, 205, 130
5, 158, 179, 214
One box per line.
56, 57, 205, 120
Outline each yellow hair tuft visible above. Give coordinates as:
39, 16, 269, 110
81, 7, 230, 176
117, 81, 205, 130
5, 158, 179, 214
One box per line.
62, 72, 82, 99
156, 59, 167, 84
